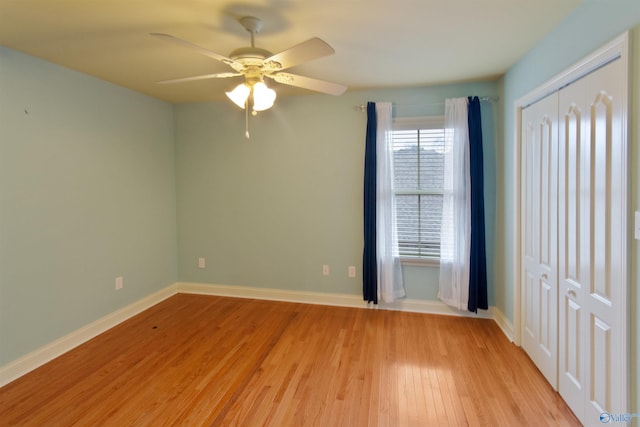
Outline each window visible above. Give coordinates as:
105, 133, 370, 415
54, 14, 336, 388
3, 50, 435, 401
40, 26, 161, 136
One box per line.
392, 117, 445, 262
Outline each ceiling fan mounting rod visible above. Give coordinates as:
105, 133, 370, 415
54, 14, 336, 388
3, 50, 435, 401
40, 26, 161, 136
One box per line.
239, 16, 263, 48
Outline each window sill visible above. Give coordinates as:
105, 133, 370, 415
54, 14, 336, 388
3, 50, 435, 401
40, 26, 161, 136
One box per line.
400, 257, 440, 267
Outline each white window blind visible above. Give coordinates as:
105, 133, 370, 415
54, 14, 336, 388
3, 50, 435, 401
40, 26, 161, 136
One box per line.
392, 117, 445, 260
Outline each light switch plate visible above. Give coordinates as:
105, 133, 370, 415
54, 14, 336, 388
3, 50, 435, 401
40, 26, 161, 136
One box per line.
635, 211, 640, 240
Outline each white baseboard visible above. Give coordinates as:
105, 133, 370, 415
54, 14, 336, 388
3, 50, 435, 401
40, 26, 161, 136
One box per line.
176, 282, 367, 308
176, 281, 509, 326
490, 306, 515, 342
0, 281, 514, 388
0, 286, 178, 388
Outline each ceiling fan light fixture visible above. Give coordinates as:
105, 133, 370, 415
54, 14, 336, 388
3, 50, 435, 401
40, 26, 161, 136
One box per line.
252, 81, 277, 112
226, 83, 251, 108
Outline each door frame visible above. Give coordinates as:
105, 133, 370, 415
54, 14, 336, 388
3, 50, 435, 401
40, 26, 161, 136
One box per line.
513, 31, 629, 407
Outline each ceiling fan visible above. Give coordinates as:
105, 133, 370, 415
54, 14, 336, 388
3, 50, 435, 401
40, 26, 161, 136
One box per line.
150, 16, 347, 114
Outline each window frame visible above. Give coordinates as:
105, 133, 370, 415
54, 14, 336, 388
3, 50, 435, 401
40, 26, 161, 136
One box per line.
392, 116, 445, 267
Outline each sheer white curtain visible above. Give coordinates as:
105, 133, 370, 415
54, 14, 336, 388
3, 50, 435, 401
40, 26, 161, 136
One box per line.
438, 98, 470, 310
376, 102, 405, 302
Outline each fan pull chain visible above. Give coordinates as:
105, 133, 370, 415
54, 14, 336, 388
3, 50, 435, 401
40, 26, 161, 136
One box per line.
245, 101, 250, 139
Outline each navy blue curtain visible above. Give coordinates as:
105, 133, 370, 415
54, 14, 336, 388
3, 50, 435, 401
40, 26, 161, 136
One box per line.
363, 102, 377, 304
467, 96, 488, 312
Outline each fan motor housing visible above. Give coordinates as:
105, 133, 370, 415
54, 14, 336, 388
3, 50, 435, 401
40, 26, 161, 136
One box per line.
229, 47, 272, 65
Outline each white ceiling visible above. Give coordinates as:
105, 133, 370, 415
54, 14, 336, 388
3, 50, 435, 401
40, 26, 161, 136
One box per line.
0, 0, 582, 103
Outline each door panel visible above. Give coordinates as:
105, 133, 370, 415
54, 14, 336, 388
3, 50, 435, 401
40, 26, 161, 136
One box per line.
520, 93, 558, 388
558, 78, 587, 417
558, 57, 626, 426
591, 315, 610, 412
591, 95, 612, 304
564, 105, 581, 283
565, 298, 581, 387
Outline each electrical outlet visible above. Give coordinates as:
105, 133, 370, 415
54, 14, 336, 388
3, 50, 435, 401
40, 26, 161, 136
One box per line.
348, 266, 356, 278
198, 257, 205, 268
115, 276, 123, 290
322, 265, 330, 276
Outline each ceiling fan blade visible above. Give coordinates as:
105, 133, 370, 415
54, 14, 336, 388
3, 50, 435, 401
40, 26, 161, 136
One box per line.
267, 72, 347, 96
263, 38, 335, 71
150, 33, 243, 71
157, 72, 243, 84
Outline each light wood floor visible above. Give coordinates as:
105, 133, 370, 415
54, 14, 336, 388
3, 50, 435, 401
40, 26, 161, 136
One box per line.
0, 294, 579, 426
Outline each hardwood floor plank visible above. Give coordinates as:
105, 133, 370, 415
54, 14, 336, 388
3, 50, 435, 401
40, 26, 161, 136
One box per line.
0, 294, 579, 426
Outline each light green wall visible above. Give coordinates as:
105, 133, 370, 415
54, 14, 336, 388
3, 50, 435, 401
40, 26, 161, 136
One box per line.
0, 47, 178, 365
498, 0, 640, 416
174, 82, 498, 303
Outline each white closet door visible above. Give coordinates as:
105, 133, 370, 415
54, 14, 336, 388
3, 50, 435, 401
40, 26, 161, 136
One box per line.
520, 93, 558, 388
558, 57, 626, 425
